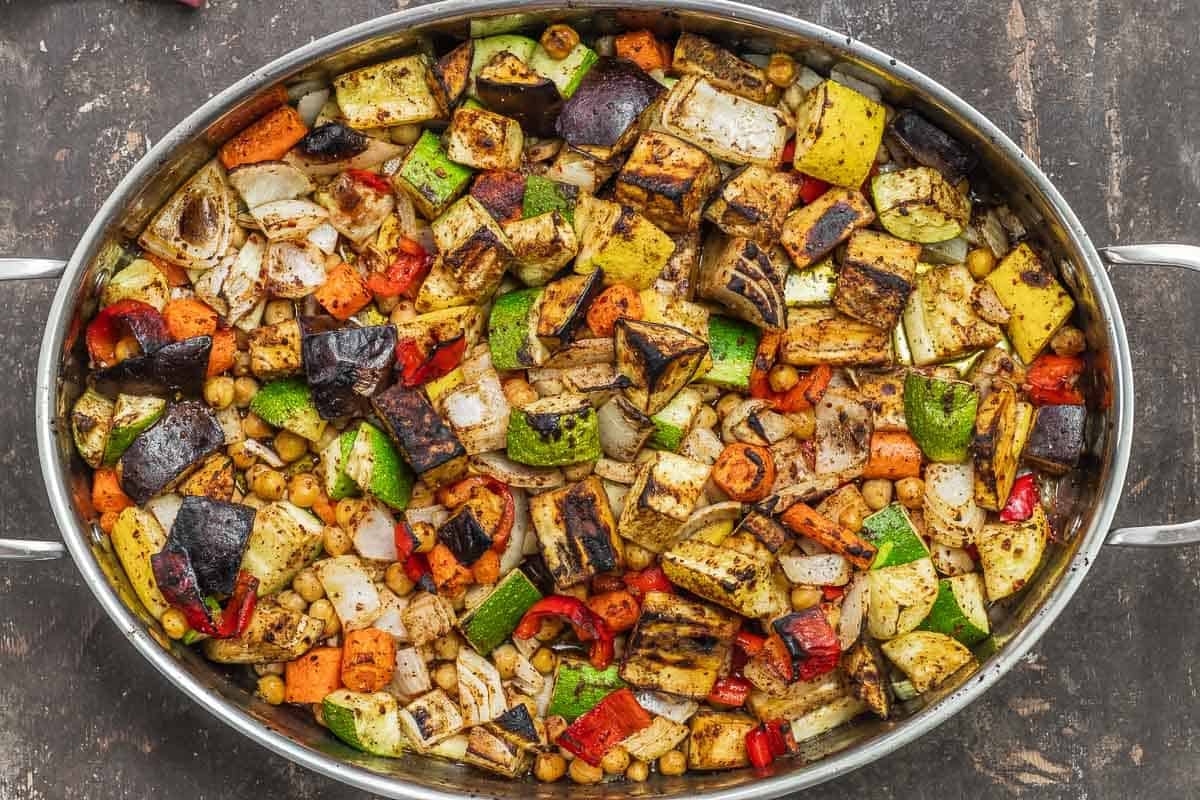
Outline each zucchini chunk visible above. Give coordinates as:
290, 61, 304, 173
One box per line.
240, 500, 324, 595
871, 166, 971, 244
458, 568, 543, 655
248, 318, 303, 380
916, 572, 991, 646
333, 54, 446, 128
503, 210, 579, 287
886, 109, 977, 184
394, 130, 474, 220
529, 475, 622, 589
137, 160, 235, 272
904, 372, 979, 463
323, 690, 407, 757
469, 34, 539, 93
619, 591, 739, 698
791, 80, 886, 188
697, 236, 786, 330
703, 315, 760, 391
528, 41, 599, 100
671, 32, 771, 102
614, 132, 722, 233
779, 188, 876, 270
521, 174, 578, 223
789, 695, 869, 743
548, 660, 626, 721
1023, 404, 1087, 475
103, 394, 167, 466
704, 165, 804, 245
687, 710, 757, 770
983, 243, 1076, 363
372, 383, 468, 487
488, 288, 549, 370
649, 387, 703, 451
555, 57, 664, 160
463, 723, 533, 777
475, 52, 563, 137
661, 538, 785, 619
660, 76, 789, 166
250, 377, 326, 443
976, 504, 1049, 601
301, 324, 396, 419
72, 389, 115, 469
507, 394, 601, 467
203, 601, 323, 664
535, 270, 604, 349
344, 421, 414, 510
618, 451, 711, 553
881, 630, 973, 694
834, 230, 921, 329
432, 195, 514, 299
861, 503, 929, 569
781, 307, 892, 367
972, 382, 1020, 510
902, 265, 1003, 366
446, 106, 525, 171
118, 401, 224, 504
784, 259, 839, 308
615, 318, 709, 415
574, 197, 676, 290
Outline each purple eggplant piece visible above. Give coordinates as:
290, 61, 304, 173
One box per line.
1023, 404, 1087, 475
372, 382, 467, 477
150, 545, 211, 630
297, 122, 369, 162
885, 110, 978, 183
93, 336, 212, 397
118, 401, 225, 504
556, 57, 664, 149
166, 496, 256, 596
302, 324, 397, 419
437, 506, 493, 566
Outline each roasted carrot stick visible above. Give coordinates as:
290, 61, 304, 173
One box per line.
712, 443, 776, 502
218, 105, 308, 170
163, 297, 218, 341
862, 431, 923, 480
780, 502, 877, 569
615, 30, 672, 72
92, 468, 133, 514
206, 328, 238, 377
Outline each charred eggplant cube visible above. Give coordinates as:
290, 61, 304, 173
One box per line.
529, 475, 622, 589
166, 496, 256, 596
618, 451, 711, 553
119, 401, 225, 504
697, 236, 786, 331
704, 165, 804, 245
475, 52, 563, 138
502, 211, 579, 287
446, 106, 525, 171
92, 336, 213, 398
302, 324, 396, 419
434, 40, 474, 108
619, 591, 738, 699
574, 197, 676, 290
535, 269, 604, 349
555, 57, 664, 161
779, 188, 876, 270
438, 506, 494, 565
833, 230, 921, 329
886, 109, 978, 184
249, 319, 303, 380
395, 130, 474, 220
372, 383, 468, 487
614, 132, 722, 233
615, 318, 709, 415
432, 195, 514, 299
470, 170, 528, 224
1023, 404, 1086, 475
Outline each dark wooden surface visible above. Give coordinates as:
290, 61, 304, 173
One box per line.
2, 1, 1199, 797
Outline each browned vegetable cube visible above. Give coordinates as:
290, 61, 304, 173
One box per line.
614, 132, 722, 233
779, 188, 875, 269
833, 229, 921, 329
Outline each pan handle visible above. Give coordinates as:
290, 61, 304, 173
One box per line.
1102, 243, 1200, 546
0, 258, 69, 559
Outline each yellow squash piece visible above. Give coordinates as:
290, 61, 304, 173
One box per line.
792, 80, 887, 188
111, 507, 171, 620
574, 197, 676, 289
984, 243, 1075, 363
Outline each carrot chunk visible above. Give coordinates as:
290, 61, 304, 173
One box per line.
780, 502, 878, 570
285, 647, 344, 703
163, 298, 218, 341
712, 443, 776, 502
218, 105, 309, 170
862, 431, 923, 480
206, 328, 238, 377
92, 468, 133, 514
314, 262, 373, 321
340, 629, 397, 693
615, 30, 672, 72
585, 284, 643, 337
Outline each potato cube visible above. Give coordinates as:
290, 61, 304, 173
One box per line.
446, 107, 524, 171
834, 229, 921, 328
984, 243, 1075, 363
792, 80, 887, 188
779, 188, 875, 269
704, 165, 804, 244
248, 319, 302, 379
618, 451, 711, 553
614, 132, 722, 233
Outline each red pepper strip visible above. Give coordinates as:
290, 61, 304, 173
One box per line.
763, 720, 789, 758
403, 552, 431, 583
798, 173, 830, 205
780, 138, 796, 166
749, 333, 833, 412
514, 595, 615, 670
557, 688, 651, 766
746, 727, 775, 770
85, 299, 170, 367
772, 607, 840, 682
734, 629, 766, 657
346, 168, 393, 195
394, 521, 418, 563
622, 565, 673, 598
1000, 473, 1040, 522
213, 570, 259, 638
366, 237, 432, 299
395, 335, 467, 387
707, 675, 752, 707
150, 549, 258, 638
436, 475, 515, 555
821, 585, 845, 601
760, 634, 795, 683
1025, 354, 1086, 406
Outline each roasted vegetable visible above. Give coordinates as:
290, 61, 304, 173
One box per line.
529, 475, 622, 588
779, 188, 875, 270
535, 270, 604, 349
904, 372, 978, 463
547, 660, 626, 721
502, 210, 579, 287
574, 197, 676, 290
1023, 404, 1086, 475
661, 538, 784, 619
475, 52, 562, 137
555, 57, 664, 160
916, 572, 990, 646
432, 195, 514, 300
844, 640, 892, 718
202, 601, 323, 664
463, 722, 532, 778
618, 451, 711, 552
250, 377, 326, 442
138, 160, 235, 271
240, 500, 324, 595
528, 39, 598, 100
881, 630, 972, 694
687, 710, 757, 771
983, 243, 1076, 364
100, 260, 171, 312
866, 557, 939, 640
434, 40, 474, 108
977, 504, 1048, 601
344, 421, 414, 510
872, 166, 971, 244
111, 507, 172, 620
301, 324, 396, 419
333, 54, 446, 128
614, 131, 722, 233
458, 568, 543, 655
118, 401, 224, 504
93, 337, 213, 397
785, 259, 839, 308
615, 318, 708, 415
372, 382, 468, 487
446, 106, 525, 171
619, 591, 738, 698
781, 307, 892, 367
972, 382, 1020, 510
72, 390, 115, 469
507, 394, 601, 467
661, 76, 789, 166
704, 165, 804, 245
671, 32, 770, 102
323, 689, 407, 757
398, 689, 466, 750
903, 265, 1003, 366
697, 235, 786, 330
791, 80, 886, 188
469, 34, 539, 95
488, 288, 549, 369
394, 129, 474, 219
885, 110, 977, 184
248, 319, 303, 380
103, 394, 167, 466
834, 230, 921, 329
164, 496, 256, 596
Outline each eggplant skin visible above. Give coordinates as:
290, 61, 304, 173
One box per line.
302, 324, 396, 419
437, 506, 493, 565
556, 57, 664, 149
296, 122, 369, 162
166, 496, 256, 596
93, 336, 212, 398
886, 110, 977, 183
118, 401, 225, 505
1023, 404, 1086, 475
435, 40, 473, 108
372, 383, 467, 477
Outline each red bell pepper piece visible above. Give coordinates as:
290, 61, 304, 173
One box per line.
403, 552, 431, 583
746, 726, 775, 770
622, 565, 673, 598
436, 475, 515, 555
346, 168, 394, 195
395, 335, 467, 388
749, 333, 832, 412
366, 237, 432, 299
771, 607, 840, 682
85, 299, 171, 367
797, 173, 830, 205
707, 675, 752, 707
763, 720, 789, 757
780, 138, 796, 166
150, 549, 258, 639
514, 595, 615, 670
557, 688, 651, 765
1000, 473, 1040, 522
213, 570, 260, 638
821, 585, 844, 601
394, 521, 418, 563
1025, 354, 1086, 406
734, 629, 766, 657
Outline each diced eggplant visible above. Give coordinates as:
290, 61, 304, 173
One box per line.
332, 54, 446, 128
295, 121, 370, 163
93, 336, 213, 397
373, 383, 468, 487
202, 601, 323, 664
138, 160, 235, 271
543, 147, 620, 194
660, 76, 789, 166
574, 197, 677, 290
747, 670, 848, 723
438, 506, 494, 565
443, 371, 512, 455
658, 230, 701, 297
1023, 404, 1086, 475
779, 188, 876, 270
118, 401, 224, 504
535, 269, 604, 349
735, 508, 790, 554
392, 306, 485, 354
671, 33, 770, 102
248, 319, 303, 380
529, 475, 622, 589
619, 591, 739, 699
886, 110, 977, 184
446, 106, 525, 171
399, 690, 466, 751
697, 235, 786, 330
789, 695, 869, 743
613, 132, 722, 233
470, 170, 527, 224
463, 723, 533, 778
490, 703, 545, 752
615, 318, 709, 415
844, 639, 892, 718
781, 307, 892, 367
704, 165, 803, 245
164, 496, 256, 596
301, 324, 396, 419
284, 133, 405, 179
432, 195, 514, 300
903, 265, 1003, 366
435, 40, 474, 108
661, 538, 784, 619
555, 57, 664, 161
834, 230, 921, 329
687, 710, 757, 771
475, 52, 563, 137
618, 451, 711, 553
502, 210, 579, 287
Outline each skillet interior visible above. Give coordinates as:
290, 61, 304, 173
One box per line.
36, 2, 1132, 797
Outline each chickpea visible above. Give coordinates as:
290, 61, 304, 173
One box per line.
659, 750, 687, 776
308, 598, 340, 637
568, 757, 603, 784
335, 498, 360, 530
534, 617, 565, 642
716, 393, 743, 420
768, 363, 800, 392
161, 608, 188, 640
502, 377, 538, 407
288, 473, 321, 508
694, 405, 719, 430
252, 468, 286, 501
861, 478, 894, 511
264, 299, 295, 325
531, 646, 557, 674
766, 52, 798, 88
790, 406, 817, 439
433, 632, 461, 662
626, 760, 650, 782
433, 661, 459, 693
492, 643, 519, 680
242, 412, 273, 439
203, 376, 236, 409
256, 674, 286, 705
534, 752, 568, 783
228, 441, 257, 470
233, 376, 259, 408
384, 562, 415, 596
322, 525, 353, 557
895, 476, 925, 509
966, 247, 997, 280
624, 542, 654, 571
791, 585, 823, 611
292, 568, 325, 603
389, 299, 417, 324
411, 520, 436, 553
540, 24, 581, 60
544, 714, 569, 743
275, 430, 308, 463
600, 746, 630, 775
114, 335, 141, 363
1050, 325, 1087, 356
277, 589, 308, 614
838, 505, 864, 533
376, 295, 400, 314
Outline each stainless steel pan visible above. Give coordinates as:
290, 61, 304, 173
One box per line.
2, 1, 1197, 796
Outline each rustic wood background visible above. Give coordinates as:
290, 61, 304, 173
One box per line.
2, 0, 1198, 797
